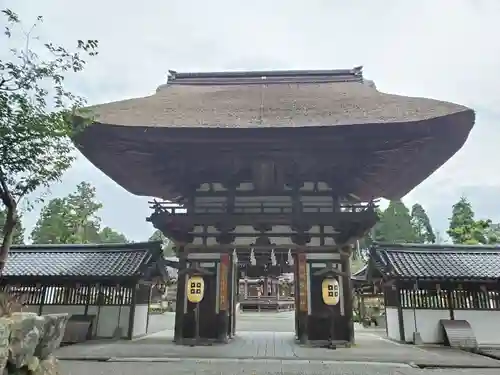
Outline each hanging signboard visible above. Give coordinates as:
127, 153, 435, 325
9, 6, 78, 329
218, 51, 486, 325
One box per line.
297, 253, 308, 312
219, 254, 229, 311
322, 278, 340, 306
186, 276, 205, 304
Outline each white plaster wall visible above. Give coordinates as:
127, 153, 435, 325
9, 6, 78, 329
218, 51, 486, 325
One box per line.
92, 306, 130, 338
402, 309, 450, 343
132, 305, 149, 337
385, 307, 400, 341
26, 304, 131, 339
454, 310, 500, 345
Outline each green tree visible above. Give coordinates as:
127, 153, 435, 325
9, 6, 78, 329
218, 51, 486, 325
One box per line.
30, 198, 68, 244
484, 223, 500, 244
31, 182, 103, 244
98, 227, 128, 243
376, 200, 416, 243
0, 209, 24, 244
149, 229, 175, 256
410, 203, 436, 243
0, 9, 97, 271
447, 196, 490, 244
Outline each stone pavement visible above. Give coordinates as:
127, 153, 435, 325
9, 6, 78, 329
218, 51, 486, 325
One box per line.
59, 360, 500, 375
56, 313, 500, 375
56, 330, 500, 368
55, 312, 500, 368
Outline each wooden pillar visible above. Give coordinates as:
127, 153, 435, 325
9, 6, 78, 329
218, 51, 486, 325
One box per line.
174, 251, 186, 343
83, 284, 91, 316
128, 283, 142, 340
39, 286, 47, 316
447, 289, 455, 320
359, 294, 366, 321
396, 284, 405, 341
232, 260, 237, 337
217, 253, 230, 342
344, 252, 355, 345
297, 253, 308, 344
226, 253, 237, 338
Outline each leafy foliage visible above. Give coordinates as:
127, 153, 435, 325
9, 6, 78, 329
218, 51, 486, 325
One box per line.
410, 203, 436, 243
98, 227, 129, 244
376, 200, 416, 243
484, 223, 500, 244
355, 201, 435, 255
149, 229, 175, 256
447, 196, 491, 244
31, 182, 127, 244
0, 8, 98, 268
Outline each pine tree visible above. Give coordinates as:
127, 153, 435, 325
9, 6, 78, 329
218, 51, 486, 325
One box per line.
31, 182, 128, 244
410, 203, 436, 243
377, 200, 416, 243
447, 196, 490, 244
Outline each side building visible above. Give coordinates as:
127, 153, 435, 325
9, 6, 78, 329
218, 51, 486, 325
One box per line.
366, 243, 500, 347
1, 242, 168, 342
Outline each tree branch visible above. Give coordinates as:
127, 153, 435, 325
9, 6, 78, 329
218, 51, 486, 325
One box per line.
0, 168, 13, 208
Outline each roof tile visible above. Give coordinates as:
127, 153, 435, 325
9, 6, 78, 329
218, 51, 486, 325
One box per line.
5, 242, 162, 279
372, 244, 500, 280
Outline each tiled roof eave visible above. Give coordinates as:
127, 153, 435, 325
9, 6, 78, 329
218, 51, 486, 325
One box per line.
0, 274, 142, 284
394, 276, 500, 283
3, 242, 165, 280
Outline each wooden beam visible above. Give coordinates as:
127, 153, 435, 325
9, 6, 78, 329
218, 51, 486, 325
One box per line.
183, 244, 346, 252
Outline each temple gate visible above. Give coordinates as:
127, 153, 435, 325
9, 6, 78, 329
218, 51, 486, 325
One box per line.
73, 67, 475, 347
148, 182, 378, 344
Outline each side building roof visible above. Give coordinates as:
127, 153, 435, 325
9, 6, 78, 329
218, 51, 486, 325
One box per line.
368, 243, 500, 282
3, 241, 168, 283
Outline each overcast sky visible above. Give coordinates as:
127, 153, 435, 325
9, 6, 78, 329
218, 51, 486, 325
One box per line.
3, 0, 500, 242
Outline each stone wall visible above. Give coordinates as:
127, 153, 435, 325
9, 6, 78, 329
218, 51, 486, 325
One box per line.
0, 312, 68, 374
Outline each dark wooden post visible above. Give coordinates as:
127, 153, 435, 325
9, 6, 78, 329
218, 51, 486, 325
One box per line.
297, 253, 308, 344
38, 285, 47, 316
174, 249, 186, 343
128, 283, 138, 339
218, 253, 230, 343
344, 253, 355, 345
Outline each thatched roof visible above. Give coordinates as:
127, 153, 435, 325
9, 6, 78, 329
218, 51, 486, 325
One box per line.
74, 68, 475, 201
85, 68, 470, 128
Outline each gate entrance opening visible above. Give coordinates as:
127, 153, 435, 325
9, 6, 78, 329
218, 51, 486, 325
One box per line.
150, 193, 378, 346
